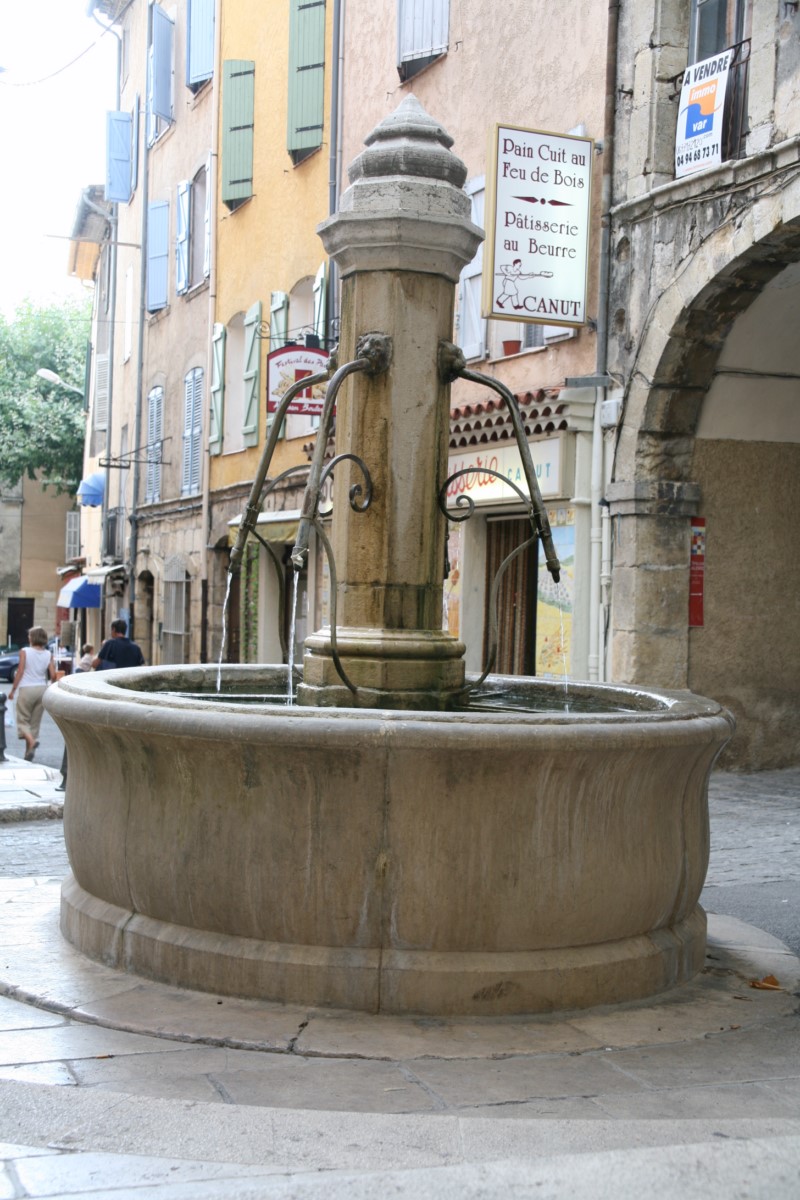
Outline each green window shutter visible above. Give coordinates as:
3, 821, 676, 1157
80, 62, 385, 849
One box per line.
287, 0, 325, 163
242, 300, 262, 448
270, 291, 289, 350
209, 323, 226, 455
222, 60, 255, 210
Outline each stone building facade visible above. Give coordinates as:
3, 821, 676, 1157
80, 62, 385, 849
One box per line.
607, 0, 800, 767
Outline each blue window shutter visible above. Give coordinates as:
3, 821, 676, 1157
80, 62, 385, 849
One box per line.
397, 0, 449, 78
209, 324, 225, 455
147, 200, 170, 313
242, 301, 262, 448
287, 0, 326, 162
176, 181, 191, 295
187, 0, 215, 88
152, 5, 174, 122
105, 111, 132, 202
221, 61, 255, 210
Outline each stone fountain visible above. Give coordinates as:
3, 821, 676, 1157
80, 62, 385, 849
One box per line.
45, 98, 733, 1016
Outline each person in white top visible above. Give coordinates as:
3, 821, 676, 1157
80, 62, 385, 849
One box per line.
8, 626, 56, 761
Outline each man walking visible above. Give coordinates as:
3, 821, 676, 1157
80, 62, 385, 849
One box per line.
92, 619, 145, 671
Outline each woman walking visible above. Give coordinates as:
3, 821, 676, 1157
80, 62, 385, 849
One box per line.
8, 627, 56, 761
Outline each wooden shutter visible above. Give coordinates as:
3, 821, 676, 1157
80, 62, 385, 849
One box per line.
398, 0, 449, 78
187, 0, 215, 89
242, 301, 262, 447
176, 180, 191, 295
151, 5, 174, 121
146, 386, 163, 502
221, 60, 255, 210
182, 368, 203, 494
209, 323, 225, 455
94, 354, 109, 431
105, 111, 132, 202
458, 178, 485, 360
313, 261, 326, 343
147, 200, 169, 312
270, 291, 289, 349
287, 0, 326, 162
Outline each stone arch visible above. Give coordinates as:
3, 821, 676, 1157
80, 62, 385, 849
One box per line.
609, 178, 800, 767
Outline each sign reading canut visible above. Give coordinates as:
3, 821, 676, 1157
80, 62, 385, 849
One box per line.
483, 124, 593, 328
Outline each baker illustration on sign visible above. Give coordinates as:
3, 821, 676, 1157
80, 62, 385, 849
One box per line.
495, 260, 554, 310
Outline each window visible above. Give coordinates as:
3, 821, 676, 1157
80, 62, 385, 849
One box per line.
689, 0, 744, 64
285, 276, 316, 439
65, 511, 81, 561
182, 369, 203, 495
147, 200, 169, 312
287, 0, 326, 164
176, 163, 211, 296
457, 178, 486, 361
163, 558, 189, 664
242, 301, 262, 448
221, 60, 255, 211
397, 0, 449, 81
145, 386, 163, 502
186, 0, 215, 91
147, 5, 174, 145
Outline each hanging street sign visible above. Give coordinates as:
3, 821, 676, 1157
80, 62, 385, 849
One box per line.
267, 346, 329, 415
483, 124, 593, 328
675, 49, 733, 178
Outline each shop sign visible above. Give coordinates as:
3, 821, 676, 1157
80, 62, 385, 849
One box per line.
267, 346, 329, 416
483, 124, 593, 328
675, 50, 732, 178
446, 439, 562, 506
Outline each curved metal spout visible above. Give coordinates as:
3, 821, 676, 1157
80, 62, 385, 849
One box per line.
290, 333, 392, 569
439, 341, 561, 583
228, 365, 333, 575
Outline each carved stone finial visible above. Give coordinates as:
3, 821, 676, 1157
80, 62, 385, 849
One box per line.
349, 95, 467, 189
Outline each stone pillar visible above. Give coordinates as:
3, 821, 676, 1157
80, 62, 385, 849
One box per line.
607, 479, 700, 689
298, 97, 483, 709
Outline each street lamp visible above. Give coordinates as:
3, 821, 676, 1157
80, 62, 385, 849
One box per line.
36, 368, 84, 398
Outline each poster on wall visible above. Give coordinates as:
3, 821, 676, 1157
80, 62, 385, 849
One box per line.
266, 346, 329, 416
483, 124, 593, 327
689, 517, 706, 627
675, 49, 733, 178
535, 518, 574, 677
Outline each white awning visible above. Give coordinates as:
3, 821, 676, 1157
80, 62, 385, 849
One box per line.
84, 564, 127, 583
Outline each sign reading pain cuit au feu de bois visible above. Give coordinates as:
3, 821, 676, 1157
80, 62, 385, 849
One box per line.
483, 124, 593, 328
674, 49, 732, 178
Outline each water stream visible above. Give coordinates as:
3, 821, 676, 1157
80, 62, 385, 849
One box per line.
286, 571, 300, 706
216, 572, 233, 694
558, 581, 570, 711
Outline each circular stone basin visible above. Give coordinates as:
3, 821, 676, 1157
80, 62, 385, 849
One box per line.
46, 667, 733, 1016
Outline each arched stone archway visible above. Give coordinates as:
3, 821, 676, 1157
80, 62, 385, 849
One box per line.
608, 179, 800, 768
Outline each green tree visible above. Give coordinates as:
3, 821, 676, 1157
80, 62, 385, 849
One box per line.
0, 298, 92, 494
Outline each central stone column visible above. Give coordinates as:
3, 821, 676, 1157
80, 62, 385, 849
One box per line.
298, 97, 483, 709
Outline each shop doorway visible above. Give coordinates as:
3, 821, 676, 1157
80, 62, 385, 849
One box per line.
483, 518, 538, 676
6, 598, 34, 649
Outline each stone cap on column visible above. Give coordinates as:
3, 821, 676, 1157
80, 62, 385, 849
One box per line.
318, 95, 483, 282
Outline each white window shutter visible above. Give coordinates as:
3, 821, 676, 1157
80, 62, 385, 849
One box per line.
94, 354, 109, 431
151, 5, 174, 122
105, 111, 132, 202
270, 291, 289, 350
457, 178, 485, 360
209, 323, 225, 455
175, 180, 190, 295
147, 200, 170, 312
187, 0, 215, 88
191, 369, 203, 491
242, 300, 262, 447
398, 0, 449, 76
313, 262, 326, 344
181, 372, 194, 494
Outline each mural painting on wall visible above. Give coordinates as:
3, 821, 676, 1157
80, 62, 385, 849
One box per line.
536, 516, 574, 677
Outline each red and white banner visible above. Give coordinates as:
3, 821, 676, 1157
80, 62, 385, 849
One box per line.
689, 517, 706, 627
266, 346, 329, 416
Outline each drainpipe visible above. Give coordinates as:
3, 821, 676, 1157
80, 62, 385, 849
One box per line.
89, 6, 121, 582
326, 0, 344, 341
588, 0, 619, 681
200, 0, 223, 663
128, 0, 153, 643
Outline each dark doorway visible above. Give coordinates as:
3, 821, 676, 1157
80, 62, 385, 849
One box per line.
483, 518, 538, 675
6, 598, 34, 649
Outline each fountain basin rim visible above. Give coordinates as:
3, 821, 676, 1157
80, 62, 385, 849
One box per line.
47, 665, 729, 728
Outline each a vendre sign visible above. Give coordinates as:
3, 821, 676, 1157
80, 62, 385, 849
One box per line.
483, 124, 593, 328
675, 49, 733, 178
